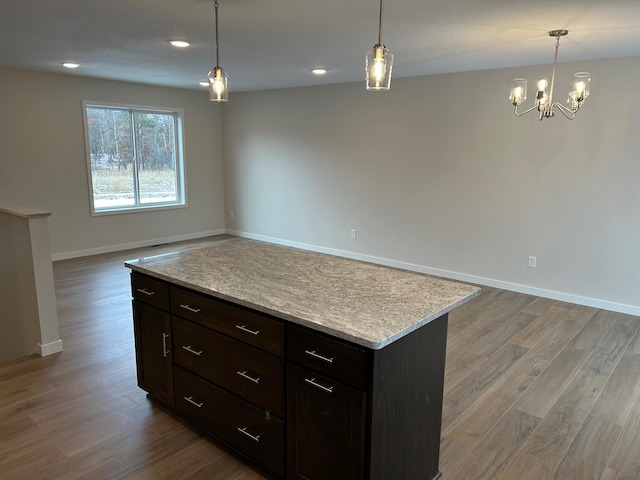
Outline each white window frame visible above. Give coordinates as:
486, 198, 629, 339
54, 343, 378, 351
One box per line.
82, 100, 187, 216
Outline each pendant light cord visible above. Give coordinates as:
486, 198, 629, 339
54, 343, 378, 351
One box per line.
214, 0, 220, 68
377, 0, 384, 45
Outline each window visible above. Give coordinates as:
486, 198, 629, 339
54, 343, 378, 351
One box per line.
83, 101, 186, 215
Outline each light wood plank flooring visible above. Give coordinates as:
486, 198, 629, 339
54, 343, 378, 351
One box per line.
1, 235, 639, 479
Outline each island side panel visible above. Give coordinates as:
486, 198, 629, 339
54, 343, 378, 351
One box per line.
369, 313, 448, 480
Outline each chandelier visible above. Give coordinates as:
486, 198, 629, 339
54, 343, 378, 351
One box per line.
509, 30, 590, 120
207, 0, 229, 102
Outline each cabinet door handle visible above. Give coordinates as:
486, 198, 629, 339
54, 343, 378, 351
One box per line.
237, 427, 261, 442
162, 333, 170, 357
182, 345, 203, 356
183, 396, 204, 408
136, 288, 156, 296
304, 349, 335, 364
180, 304, 202, 313
305, 377, 334, 394
237, 370, 261, 384
235, 324, 261, 336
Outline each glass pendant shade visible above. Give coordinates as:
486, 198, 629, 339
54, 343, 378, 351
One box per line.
366, 44, 393, 91
568, 72, 590, 105
509, 78, 527, 105
208, 66, 228, 102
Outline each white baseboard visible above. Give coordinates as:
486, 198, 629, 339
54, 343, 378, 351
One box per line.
38, 339, 63, 357
52, 229, 226, 261
226, 229, 640, 317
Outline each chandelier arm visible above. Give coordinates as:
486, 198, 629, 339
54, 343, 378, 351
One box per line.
514, 104, 540, 117
553, 102, 578, 120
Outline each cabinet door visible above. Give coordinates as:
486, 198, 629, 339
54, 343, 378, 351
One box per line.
132, 300, 174, 407
287, 364, 366, 480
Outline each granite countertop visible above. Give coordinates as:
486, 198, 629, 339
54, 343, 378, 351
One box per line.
125, 238, 480, 349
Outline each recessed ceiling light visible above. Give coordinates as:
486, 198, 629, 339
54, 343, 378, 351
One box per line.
62, 62, 80, 69
169, 40, 190, 48
312, 68, 327, 75
199, 80, 210, 87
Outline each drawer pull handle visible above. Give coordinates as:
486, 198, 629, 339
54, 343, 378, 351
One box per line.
305, 377, 334, 394
237, 427, 261, 442
235, 324, 261, 336
180, 304, 202, 313
182, 345, 203, 356
184, 396, 204, 408
136, 288, 156, 296
304, 349, 335, 364
237, 370, 261, 384
162, 333, 170, 357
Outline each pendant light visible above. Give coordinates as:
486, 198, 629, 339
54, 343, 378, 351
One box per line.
365, 0, 393, 91
207, 0, 229, 102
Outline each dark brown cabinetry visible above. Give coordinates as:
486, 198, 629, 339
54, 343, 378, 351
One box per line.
170, 282, 287, 477
174, 366, 285, 476
131, 272, 286, 478
286, 320, 447, 480
172, 315, 285, 419
286, 324, 369, 479
131, 275, 173, 408
130, 271, 448, 480
287, 363, 366, 480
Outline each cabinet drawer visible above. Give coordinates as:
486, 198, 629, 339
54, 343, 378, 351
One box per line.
131, 272, 169, 311
170, 286, 284, 357
174, 366, 285, 477
287, 325, 370, 390
173, 316, 285, 418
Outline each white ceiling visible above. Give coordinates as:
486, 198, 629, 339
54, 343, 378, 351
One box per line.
1, 0, 639, 93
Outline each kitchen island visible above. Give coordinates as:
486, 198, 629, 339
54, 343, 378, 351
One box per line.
125, 238, 480, 480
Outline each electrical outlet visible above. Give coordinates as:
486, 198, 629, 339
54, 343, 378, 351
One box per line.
350, 229, 357, 239
229, 210, 234, 219
528, 256, 537, 268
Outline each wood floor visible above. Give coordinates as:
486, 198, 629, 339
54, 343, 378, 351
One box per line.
1, 235, 639, 479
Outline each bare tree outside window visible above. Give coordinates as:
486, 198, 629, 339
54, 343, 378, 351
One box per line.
83, 102, 186, 214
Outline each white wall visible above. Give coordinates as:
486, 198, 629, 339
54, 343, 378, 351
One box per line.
0, 69, 225, 258
222, 56, 640, 314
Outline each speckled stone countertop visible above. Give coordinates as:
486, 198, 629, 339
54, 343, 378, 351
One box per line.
125, 238, 480, 350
